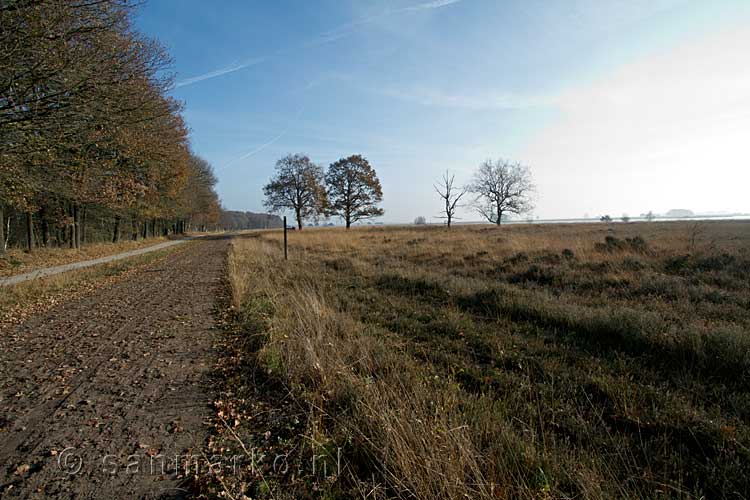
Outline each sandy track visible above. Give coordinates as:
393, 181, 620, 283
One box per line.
0, 237, 230, 499
0, 239, 194, 287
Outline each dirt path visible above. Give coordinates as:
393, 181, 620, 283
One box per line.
0, 238, 195, 287
0, 237, 229, 499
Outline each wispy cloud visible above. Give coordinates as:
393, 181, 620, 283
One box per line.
175, 57, 266, 88
313, 0, 464, 44
219, 105, 306, 171
175, 0, 464, 88
401, 0, 463, 12
362, 83, 550, 110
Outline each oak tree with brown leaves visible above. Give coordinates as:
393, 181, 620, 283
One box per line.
263, 154, 327, 230
325, 155, 384, 229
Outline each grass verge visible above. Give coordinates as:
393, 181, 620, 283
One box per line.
199, 222, 750, 499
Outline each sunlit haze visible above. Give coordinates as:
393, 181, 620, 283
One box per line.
136, 0, 750, 223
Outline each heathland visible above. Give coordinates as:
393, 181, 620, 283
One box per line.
206, 220, 750, 499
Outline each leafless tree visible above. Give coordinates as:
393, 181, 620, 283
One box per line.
414, 216, 427, 225
469, 159, 534, 225
434, 170, 466, 229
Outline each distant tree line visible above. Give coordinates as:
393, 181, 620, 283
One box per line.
263, 153, 384, 229
0, 1, 220, 253
219, 211, 283, 230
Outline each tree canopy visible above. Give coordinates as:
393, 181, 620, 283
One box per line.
325, 155, 384, 228
263, 154, 327, 230
469, 159, 534, 225
0, 1, 220, 251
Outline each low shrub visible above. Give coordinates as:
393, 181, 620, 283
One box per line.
595, 235, 649, 253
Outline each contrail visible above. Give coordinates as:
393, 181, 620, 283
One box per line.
315, 0, 464, 44
218, 105, 306, 171
175, 0, 464, 88
402, 0, 463, 12
175, 57, 266, 88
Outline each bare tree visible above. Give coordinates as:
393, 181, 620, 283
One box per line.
414, 216, 427, 225
263, 154, 327, 230
434, 170, 466, 229
469, 159, 534, 225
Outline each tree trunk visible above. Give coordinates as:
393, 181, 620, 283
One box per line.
447, 215, 452, 229
142, 219, 148, 239
80, 205, 86, 245
0, 204, 5, 255
4, 213, 10, 251
345, 215, 351, 229
39, 205, 50, 247
496, 208, 503, 225
68, 204, 75, 248
295, 209, 302, 230
150, 218, 156, 238
112, 215, 120, 243
73, 203, 81, 249
132, 218, 139, 241
26, 211, 34, 253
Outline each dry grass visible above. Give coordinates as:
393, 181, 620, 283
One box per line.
0, 236, 168, 278
214, 221, 750, 499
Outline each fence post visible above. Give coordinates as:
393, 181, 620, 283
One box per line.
283, 215, 288, 260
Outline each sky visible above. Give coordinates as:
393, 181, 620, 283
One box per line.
135, 0, 750, 223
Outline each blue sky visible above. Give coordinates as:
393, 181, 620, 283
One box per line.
136, 0, 750, 223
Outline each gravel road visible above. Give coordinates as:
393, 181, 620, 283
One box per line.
0, 236, 230, 499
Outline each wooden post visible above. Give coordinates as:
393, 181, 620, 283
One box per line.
283, 216, 288, 260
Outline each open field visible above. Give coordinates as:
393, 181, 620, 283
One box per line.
207, 221, 750, 499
